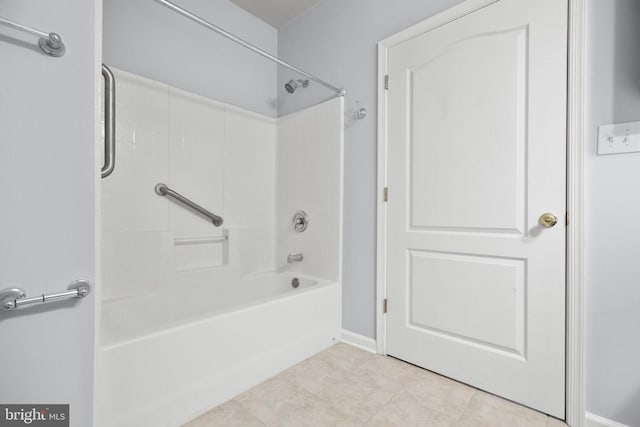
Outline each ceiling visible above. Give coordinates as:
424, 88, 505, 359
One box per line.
229, 0, 323, 28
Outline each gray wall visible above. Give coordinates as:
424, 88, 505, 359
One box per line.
585, 1, 640, 425
278, 0, 464, 337
103, 0, 278, 117
0, 1, 98, 425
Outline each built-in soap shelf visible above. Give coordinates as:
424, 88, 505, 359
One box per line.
174, 230, 229, 271
174, 234, 228, 246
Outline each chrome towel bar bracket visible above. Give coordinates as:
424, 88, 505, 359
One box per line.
0, 16, 66, 57
0, 280, 91, 311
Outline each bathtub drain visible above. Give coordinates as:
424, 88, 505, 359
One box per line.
291, 277, 300, 288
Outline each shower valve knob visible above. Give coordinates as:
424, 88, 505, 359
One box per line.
292, 211, 309, 232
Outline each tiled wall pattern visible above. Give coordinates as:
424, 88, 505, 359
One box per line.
102, 68, 276, 300
102, 68, 342, 301
277, 98, 343, 281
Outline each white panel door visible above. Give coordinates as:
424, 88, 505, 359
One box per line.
384, 0, 567, 417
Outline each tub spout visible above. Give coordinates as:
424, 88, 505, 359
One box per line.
287, 253, 303, 264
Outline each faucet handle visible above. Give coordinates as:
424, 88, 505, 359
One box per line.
292, 211, 309, 232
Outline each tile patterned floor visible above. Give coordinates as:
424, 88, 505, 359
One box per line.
184, 343, 568, 427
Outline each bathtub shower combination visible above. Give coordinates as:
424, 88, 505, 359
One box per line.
97, 26, 344, 427
98, 67, 343, 426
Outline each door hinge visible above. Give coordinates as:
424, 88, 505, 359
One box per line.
566, 212, 570, 226
384, 74, 389, 90
383, 298, 388, 314
384, 187, 388, 202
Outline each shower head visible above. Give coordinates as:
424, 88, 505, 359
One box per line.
285, 80, 295, 93
285, 79, 309, 94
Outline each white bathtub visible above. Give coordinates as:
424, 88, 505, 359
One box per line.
97, 272, 341, 427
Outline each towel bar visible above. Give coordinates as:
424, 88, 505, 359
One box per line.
0, 280, 91, 311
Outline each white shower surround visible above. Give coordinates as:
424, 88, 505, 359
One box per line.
98, 69, 344, 426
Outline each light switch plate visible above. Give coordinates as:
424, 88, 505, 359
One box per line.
597, 121, 640, 155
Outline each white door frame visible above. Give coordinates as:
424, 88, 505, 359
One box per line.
375, 0, 585, 425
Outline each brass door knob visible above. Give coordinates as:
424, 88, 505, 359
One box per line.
539, 213, 558, 228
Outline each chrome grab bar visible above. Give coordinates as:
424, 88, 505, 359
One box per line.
155, 183, 223, 227
0, 280, 91, 311
101, 64, 116, 178
0, 16, 66, 57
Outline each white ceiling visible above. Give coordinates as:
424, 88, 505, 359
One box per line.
229, 0, 324, 28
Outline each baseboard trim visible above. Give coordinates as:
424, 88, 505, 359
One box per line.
340, 329, 377, 354
585, 413, 631, 427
